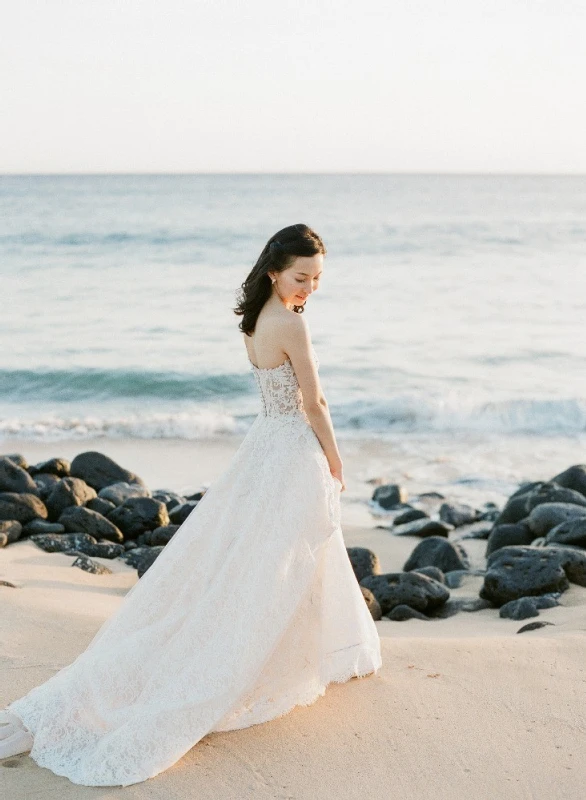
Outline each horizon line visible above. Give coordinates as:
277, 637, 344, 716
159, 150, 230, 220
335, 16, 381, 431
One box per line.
1, 170, 585, 178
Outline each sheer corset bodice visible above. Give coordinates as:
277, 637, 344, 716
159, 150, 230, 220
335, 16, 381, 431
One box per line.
249, 348, 320, 419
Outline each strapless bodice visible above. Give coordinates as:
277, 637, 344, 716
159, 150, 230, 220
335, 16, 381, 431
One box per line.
250, 348, 320, 418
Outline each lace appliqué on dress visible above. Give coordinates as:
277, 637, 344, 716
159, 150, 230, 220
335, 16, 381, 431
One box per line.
249, 347, 319, 421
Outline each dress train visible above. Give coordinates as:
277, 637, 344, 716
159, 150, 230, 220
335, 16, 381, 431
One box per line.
2, 346, 382, 785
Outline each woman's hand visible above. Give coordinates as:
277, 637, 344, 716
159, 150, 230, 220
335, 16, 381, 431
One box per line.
330, 466, 346, 492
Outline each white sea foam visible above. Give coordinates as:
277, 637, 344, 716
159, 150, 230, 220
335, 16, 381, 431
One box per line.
0, 408, 247, 442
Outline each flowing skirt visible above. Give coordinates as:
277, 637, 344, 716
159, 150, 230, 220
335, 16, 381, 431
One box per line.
5, 413, 382, 786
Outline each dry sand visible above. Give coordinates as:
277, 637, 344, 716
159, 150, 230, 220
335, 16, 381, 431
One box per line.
1, 438, 585, 798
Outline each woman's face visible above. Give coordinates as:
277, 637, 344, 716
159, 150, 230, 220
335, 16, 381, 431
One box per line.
271, 253, 323, 306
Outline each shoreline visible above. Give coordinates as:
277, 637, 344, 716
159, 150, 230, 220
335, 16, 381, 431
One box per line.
2, 431, 586, 525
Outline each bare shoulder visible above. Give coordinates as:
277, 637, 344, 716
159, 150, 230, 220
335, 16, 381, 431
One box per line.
280, 312, 314, 372
279, 309, 311, 350
260, 304, 309, 345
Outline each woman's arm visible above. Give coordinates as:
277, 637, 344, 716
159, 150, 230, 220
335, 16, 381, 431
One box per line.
281, 315, 345, 489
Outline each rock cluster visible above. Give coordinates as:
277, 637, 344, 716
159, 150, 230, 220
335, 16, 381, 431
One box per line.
0, 451, 203, 578
2, 451, 585, 630
362, 465, 586, 627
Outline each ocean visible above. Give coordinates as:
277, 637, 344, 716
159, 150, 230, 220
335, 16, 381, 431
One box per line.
2, 173, 585, 505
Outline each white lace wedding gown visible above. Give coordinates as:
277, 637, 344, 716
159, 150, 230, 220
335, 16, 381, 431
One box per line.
4, 345, 382, 787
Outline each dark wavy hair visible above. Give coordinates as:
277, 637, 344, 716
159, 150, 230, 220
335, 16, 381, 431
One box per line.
233, 223, 327, 336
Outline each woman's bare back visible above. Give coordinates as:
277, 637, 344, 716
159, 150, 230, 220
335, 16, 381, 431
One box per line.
242, 301, 298, 370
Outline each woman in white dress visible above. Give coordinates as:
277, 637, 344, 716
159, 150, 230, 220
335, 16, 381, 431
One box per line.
0, 223, 382, 786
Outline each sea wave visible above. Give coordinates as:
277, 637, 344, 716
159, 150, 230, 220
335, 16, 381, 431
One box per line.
0, 409, 246, 442
1, 393, 585, 442
0, 367, 250, 403
335, 394, 586, 436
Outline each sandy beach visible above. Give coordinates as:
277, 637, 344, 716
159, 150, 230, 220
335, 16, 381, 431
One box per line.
1, 438, 585, 799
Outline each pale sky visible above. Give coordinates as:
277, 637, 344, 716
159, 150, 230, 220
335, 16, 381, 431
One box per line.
1, 0, 585, 174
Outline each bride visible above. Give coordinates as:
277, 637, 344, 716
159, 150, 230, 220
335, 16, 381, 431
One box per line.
0, 223, 382, 786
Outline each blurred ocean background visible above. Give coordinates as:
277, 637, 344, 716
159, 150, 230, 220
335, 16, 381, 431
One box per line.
2, 173, 586, 500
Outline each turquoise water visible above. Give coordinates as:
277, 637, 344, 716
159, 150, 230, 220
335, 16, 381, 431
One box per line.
2, 173, 586, 446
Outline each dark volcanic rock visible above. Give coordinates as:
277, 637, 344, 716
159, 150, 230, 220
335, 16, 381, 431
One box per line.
495, 481, 586, 528
98, 481, 151, 506
70, 451, 147, 492
393, 508, 428, 525
153, 491, 189, 512
550, 464, 586, 498
45, 477, 97, 520
494, 494, 535, 526
360, 586, 382, 620
456, 521, 494, 540
58, 505, 124, 542
360, 571, 450, 615
0, 492, 48, 524
67, 541, 125, 559
33, 473, 62, 500
403, 535, 469, 572
168, 501, 199, 525
384, 518, 453, 538
439, 502, 479, 528
480, 546, 570, 605
494, 482, 546, 525
144, 525, 180, 546
526, 503, 586, 537
28, 458, 70, 478
499, 593, 561, 620
524, 482, 586, 512
486, 522, 535, 557
0, 456, 39, 495
2, 453, 27, 469
120, 546, 153, 568
30, 532, 98, 553
185, 489, 206, 502
386, 604, 431, 621
545, 517, 586, 548
122, 539, 139, 550
70, 553, 113, 575
346, 547, 381, 582
22, 519, 65, 536
86, 497, 117, 516
108, 497, 170, 537
477, 502, 501, 522
411, 566, 445, 583
0, 520, 23, 544
136, 547, 164, 577
372, 483, 408, 510
546, 545, 586, 586
509, 481, 546, 500
499, 597, 540, 620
